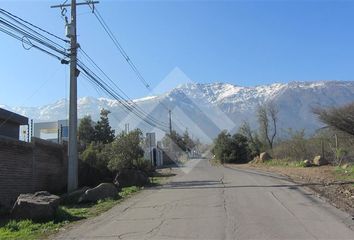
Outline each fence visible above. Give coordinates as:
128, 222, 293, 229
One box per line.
0, 136, 67, 212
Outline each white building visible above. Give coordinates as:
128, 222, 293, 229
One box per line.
33, 120, 69, 143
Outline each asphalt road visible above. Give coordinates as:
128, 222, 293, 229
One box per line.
54, 159, 354, 239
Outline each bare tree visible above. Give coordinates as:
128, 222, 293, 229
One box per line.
257, 102, 278, 149
313, 102, 354, 136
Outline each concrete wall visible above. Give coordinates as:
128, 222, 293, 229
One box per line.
0, 137, 67, 211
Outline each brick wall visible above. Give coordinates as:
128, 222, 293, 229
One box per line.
0, 137, 67, 212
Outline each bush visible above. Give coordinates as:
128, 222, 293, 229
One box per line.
272, 129, 309, 161
212, 130, 252, 163
79, 143, 113, 187
80, 143, 108, 170
133, 158, 154, 174
105, 129, 145, 172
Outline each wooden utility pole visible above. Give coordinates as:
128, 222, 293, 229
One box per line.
51, 0, 99, 192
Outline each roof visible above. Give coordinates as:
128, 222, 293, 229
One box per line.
0, 108, 28, 125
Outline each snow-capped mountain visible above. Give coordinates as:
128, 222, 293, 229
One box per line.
2, 81, 354, 142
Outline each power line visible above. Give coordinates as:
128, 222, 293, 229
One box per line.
77, 61, 169, 131
0, 8, 185, 135
0, 24, 65, 61
79, 68, 169, 132
0, 14, 69, 59
86, 4, 151, 90
0, 9, 69, 130
0, 8, 69, 43
85, 4, 191, 130
0, 9, 68, 53
78, 47, 169, 128
0, 8, 168, 132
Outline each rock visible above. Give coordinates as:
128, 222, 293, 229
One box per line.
313, 155, 328, 166
341, 164, 350, 169
11, 191, 60, 221
303, 159, 312, 167
114, 169, 150, 188
259, 152, 271, 162
61, 187, 90, 205
250, 156, 260, 164
79, 183, 118, 203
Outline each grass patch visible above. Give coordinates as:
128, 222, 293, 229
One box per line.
0, 186, 141, 240
334, 165, 354, 182
261, 159, 306, 168
118, 186, 140, 198
0, 220, 64, 240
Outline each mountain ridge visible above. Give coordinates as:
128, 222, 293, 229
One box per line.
2, 80, 354, 142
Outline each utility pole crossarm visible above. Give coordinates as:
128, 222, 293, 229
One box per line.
50, 1, 99, 9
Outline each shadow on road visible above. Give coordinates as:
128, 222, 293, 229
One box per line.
157, 179, 354, 191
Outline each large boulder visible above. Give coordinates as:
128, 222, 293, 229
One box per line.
79, 183, 118, 203
114, 169, 150, 188
313, 155, 328, 166
61, 187, 90, 205
303, 159, 312, 167
11, 191, 60, 221
259, 152, 272, 162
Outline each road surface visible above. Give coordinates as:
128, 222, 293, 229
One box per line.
54, 159, 354, 239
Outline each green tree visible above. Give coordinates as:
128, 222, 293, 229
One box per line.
80, 142, 108, 170
211, 130, 233, 163
94, 109, 115, 144
229, 133, 251, 163
239, 121, 263, 157
212, 130, 252, 163
78, 115, 95, 145
106, 129, 145, 172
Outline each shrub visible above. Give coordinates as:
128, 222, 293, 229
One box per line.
212, 131, 252, 163
106, 129, 145, 172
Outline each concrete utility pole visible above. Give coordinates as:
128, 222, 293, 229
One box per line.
168, 109, 172, 135
67, 0, 78, 193
51, 0, 99, 192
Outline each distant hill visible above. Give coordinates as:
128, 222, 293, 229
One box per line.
2, 80, 354, 142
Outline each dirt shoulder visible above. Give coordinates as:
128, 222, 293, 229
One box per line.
227, 163, 354, 216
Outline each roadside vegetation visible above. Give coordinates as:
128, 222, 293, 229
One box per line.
212, 102, 354, 215
0, 166, 191, 240
334, 165, 354, 182
78, 109, 199, 186
0, 186, 140, 240
212, 101, 354, 172
0, 109, 181, 239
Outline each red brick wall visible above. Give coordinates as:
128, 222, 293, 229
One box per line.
0, 137, 67, 211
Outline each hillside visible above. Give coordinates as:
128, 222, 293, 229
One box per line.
2, 80, 354, 142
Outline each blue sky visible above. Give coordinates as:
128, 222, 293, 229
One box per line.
1, 0, 354, 107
